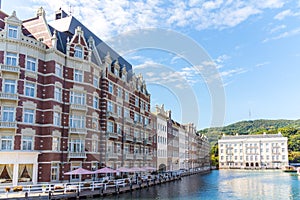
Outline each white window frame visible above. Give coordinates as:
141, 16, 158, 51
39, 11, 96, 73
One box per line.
24, 82, 35, 97
51, 163, 60, 181
135, 97, 139, 107
2, 107, 15, 122
117, 106, 122, 117
3, 79, 16, 93
52, 137, 60, 151
74, 45, 83, 58
54, 112, 61, 126
6, 52, 17, 66
69, 115, 85, 128
54, 87, 62, 101
23, 108, 34, 124
93, 75, 98, 87
26, 56, 37, 72
107, 101, 114, 112
107, 121, 114, 133
70, 91, 85, 105
55, 63, 63, 77
125, 91, 129, 102
93, 96, 98, 109
108, 82, 113, 94
22, 136, 33, 150
8, 24, 18, 39
69, 139, 84, 152
74, 69, 83, 82
1, 135, 13, 150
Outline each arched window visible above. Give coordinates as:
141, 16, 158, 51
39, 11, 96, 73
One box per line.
74, 45, 83, 58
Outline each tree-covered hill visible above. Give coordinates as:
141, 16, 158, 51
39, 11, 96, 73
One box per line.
198, 119, 300, 165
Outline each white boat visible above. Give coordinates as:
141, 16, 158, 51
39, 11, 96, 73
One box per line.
297, 168, 300, 175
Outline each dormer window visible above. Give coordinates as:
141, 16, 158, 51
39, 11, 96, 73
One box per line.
8, 25, 18, 39
114, 68, 119, 77
74, 45, 83, 58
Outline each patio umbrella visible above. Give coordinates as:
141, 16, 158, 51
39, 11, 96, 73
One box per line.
143, 166, 156, 171
64, 167, 95, 175
117, 167, 134, 172
130, 167, 146, 172
94, 167, 117, 174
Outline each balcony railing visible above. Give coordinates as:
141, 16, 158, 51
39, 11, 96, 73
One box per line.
125, 117, 133, 124
124, 134, 134, 142
106, 111, 118, 118
107, 152, 119, 160
69, 128, 87, 134
0, 64, 20, 73
68, 152, 87, 159
70, 104, 87, 111
107, 131, 119, 139
144, 154, 153, 160
144, 124, 152, 130
124, 153, 134, 160
134, 154, 143, 160
0, 121, 17, 128
0, 92, 18, 100
134, 137, 143, 144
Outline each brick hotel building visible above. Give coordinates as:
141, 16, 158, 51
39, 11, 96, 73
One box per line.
0, 8, 210, 186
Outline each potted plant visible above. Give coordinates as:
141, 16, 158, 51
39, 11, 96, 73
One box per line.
5, 187, 10, 192
13, 186, 23, 192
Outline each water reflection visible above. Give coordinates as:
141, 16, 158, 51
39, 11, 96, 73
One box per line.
99, 170, 300, 200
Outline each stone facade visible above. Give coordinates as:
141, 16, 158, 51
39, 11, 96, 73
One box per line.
218, 133, 289, 169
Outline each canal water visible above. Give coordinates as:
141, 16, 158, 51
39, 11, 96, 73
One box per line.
100, 170, 300, 200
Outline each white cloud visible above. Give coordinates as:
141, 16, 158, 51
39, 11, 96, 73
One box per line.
255, 62, 270, 68
274, 9, 293, 20
269, 24, 286, 33
27, 0, 286, 39
274, 9, 300, 20
263, 27, 300, 42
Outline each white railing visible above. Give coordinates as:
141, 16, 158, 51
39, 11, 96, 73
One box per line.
0, 64, 20, 73
134, 154, 143, 160
70, 104, 87, 111
0, 92, 18, 100
69, 128, 87, 134
107, 152, 118, 159
68, 152, 86, 158
107, 131, 119, 139
124, 153, 134, 160
0, 121, 17, 128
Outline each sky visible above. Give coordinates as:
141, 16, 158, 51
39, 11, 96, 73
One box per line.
3, 0, 300, 129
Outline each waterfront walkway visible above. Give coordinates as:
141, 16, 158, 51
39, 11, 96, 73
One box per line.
0, 167, 210, 199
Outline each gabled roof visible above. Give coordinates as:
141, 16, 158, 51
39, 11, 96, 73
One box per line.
49, 14, 132, 71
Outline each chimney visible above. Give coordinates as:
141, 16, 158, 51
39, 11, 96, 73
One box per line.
55, 8, 68, 20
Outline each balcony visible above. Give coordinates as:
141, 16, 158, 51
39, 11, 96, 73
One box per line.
134, 154, 143, 160
70, 104, 87, 111
0, 64, 20, 73
106, 111, 118, 118
107, 131, 119, 139
124, 153, 134, 160
134, 137, 143, 144
68, 152, 87, 159
144, 138, 152, 145
144, 124, 152, 130
124, 134, 134, 142
0, 121, 17, 128
144, 154, 153, 160
69, 128, 87, 135
125, 117, 133, 124
0, 92, 18, 100
134, 121, 143, 127
107, 152, 119, 160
